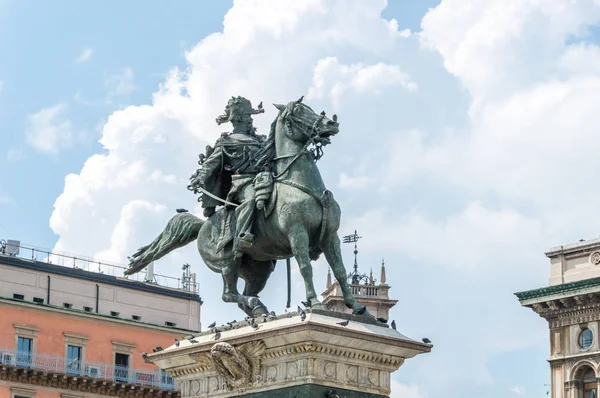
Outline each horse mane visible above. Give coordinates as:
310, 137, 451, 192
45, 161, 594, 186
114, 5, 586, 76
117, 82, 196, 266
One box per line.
254, 118, 278, 170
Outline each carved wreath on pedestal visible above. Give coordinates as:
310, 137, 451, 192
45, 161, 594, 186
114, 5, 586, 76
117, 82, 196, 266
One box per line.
190, 341, 266, 388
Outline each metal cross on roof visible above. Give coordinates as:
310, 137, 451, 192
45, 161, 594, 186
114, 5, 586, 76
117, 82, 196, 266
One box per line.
342, 230, 375, 285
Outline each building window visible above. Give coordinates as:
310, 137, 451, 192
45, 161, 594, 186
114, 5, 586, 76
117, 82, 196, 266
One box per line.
13, 293, 24, 300
583, 368, 597, 398
83, 306, 93, 312
63, 332, 88, 374
112, 340, 135, 383
132, 315, 141, 321
579, 328, 594, 350
16, 337, 33, 367
32, 297, 44, 304
165, 321, 176, 327
63, 303, 72, 309
110, 311, 120, 317
13, 324, 38, 367
114, 353, 129, 382
66, 345, 82, 375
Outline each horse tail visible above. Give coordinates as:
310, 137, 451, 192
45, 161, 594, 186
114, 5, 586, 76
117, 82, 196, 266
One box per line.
124, 212, 204, 275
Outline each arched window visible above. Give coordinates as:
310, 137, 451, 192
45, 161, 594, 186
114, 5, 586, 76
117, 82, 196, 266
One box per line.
582, 366, 597, 398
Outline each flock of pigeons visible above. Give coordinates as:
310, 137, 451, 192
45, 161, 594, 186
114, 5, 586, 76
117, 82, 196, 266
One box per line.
142, 303, 432, 358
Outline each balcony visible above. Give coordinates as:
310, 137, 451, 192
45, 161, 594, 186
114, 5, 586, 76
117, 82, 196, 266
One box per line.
0, 348, 176, 391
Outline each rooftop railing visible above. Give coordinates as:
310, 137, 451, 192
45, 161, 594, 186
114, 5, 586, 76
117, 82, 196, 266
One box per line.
0, 240, 198, 293
0, 348, 176, 390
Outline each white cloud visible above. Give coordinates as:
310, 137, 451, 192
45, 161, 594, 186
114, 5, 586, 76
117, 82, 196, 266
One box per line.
308, 57, 416, 108
510, 386, 525, 395
106, 67, 135, 98
47, 0, 600, 396
76, 47, 93, 63
0, 194, 14, 205
25, 103, 74, 154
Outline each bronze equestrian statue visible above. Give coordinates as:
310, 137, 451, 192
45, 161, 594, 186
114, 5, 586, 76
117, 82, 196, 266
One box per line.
125, 96, 370, 318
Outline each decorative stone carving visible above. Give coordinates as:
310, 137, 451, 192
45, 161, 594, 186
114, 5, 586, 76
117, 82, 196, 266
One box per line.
190, 340, 266, 388
591, 251, 600, 265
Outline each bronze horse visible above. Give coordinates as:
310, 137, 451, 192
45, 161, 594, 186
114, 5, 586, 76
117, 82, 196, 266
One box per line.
125, 97, 369, 318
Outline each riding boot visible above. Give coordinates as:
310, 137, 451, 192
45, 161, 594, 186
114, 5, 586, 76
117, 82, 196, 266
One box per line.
234, 232, 254, 259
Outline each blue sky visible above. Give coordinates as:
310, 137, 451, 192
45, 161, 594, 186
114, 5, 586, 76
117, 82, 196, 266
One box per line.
6, 0, 600, 396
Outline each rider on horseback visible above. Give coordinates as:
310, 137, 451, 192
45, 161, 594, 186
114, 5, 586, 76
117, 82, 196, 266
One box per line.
189, 96, 266, 259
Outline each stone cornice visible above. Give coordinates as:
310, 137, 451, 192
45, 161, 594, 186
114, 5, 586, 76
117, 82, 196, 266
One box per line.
0, 365, 178, 397
515, 278, 600, 302
262, 341, 404, 368
0, 298, 193, 335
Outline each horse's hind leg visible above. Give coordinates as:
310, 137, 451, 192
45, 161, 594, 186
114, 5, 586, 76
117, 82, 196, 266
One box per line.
289, 228, 323, 309
322, 234, 370, 316
239, 260, 275, 315
220, 262, 266, 318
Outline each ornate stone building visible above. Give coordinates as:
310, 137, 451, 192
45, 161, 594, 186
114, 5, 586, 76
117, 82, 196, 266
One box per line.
516, 238, 600, 398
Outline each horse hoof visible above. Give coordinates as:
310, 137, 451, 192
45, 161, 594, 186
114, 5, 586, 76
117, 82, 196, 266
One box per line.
311, 303, 325, 311
353, 306, 367, 316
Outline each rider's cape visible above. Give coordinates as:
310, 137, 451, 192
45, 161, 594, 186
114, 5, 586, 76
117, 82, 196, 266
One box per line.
195, 132, 265, 209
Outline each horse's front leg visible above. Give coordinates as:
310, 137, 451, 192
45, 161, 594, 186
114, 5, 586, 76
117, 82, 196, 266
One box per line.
289, 227, 323, 309
322, 234, 371, 317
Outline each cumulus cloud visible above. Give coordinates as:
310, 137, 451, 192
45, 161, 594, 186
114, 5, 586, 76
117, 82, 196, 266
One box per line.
25, 103, 74, 154
308, 57, 416, 108
390, 380, 424, 398
76, 47, 93, 63
48, 0, 600, 396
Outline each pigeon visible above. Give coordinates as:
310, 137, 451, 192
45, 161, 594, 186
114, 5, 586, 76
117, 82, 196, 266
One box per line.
213, 330, 221, 340
286, 311, 293, 318
174, 339, 180, 347
252, 323, 260, 330
301, 300, 311, 308
376, 317, 388, 324
226, 321, 234, 329
257, 101, 263, 110
189, 339, 199, 344
391, 320, 396, 330
176, 208, 189, 213
141, 352, 147, 358
269, 311, 276, 317
153, 346, 163, 353
207, 321, 216, 329
297, 305, 306, 315
326, 389, 339, 398
422, 338, 432, 344
300, 312, 306, 322
336, 320, 350, 327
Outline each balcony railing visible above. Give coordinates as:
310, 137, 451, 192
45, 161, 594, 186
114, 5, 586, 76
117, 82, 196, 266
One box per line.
350, 285, 380, 297
0, 240, 198, 293
0, 348, 176, 390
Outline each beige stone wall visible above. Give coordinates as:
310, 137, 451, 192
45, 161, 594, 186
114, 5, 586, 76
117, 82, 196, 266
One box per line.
0, 262, 201, 331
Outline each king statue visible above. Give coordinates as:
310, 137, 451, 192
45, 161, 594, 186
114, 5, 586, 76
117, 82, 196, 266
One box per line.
189, 96, 267, 259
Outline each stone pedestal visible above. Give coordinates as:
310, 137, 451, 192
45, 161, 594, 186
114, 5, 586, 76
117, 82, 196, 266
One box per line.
147, 310, 431, 397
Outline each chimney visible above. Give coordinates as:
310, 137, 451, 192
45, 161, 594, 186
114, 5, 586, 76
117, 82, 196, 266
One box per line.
380, 259, 386, 285
326, 269, 332, 289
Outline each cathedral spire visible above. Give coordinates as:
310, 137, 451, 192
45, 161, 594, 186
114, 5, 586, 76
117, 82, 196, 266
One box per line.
326, 269, 332, 288
380, 259, 386, 285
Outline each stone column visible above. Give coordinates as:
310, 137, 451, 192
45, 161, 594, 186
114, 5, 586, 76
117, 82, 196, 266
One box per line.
147, 309, 431, 397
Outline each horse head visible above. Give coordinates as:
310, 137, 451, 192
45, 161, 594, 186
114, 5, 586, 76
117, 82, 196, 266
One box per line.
273, 96, 339, 148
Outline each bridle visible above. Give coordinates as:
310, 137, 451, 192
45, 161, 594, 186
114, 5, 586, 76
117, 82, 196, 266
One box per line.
271, 101, 327, 179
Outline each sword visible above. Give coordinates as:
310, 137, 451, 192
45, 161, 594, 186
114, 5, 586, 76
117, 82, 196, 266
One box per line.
195, 186, 240, 208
